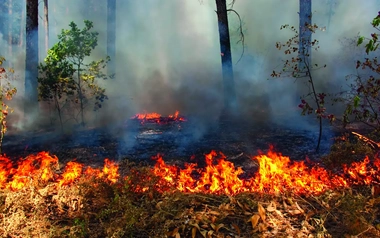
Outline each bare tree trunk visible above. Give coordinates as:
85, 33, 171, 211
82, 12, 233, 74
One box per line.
25, 0, 39, 120
8, 0, 12, 67
0, 1, 9, 45
107, 0, 116, 78
215, 0, 236, 114
299, 0, 312, 67
44, 0, 49, 54
19, 1, 24, 48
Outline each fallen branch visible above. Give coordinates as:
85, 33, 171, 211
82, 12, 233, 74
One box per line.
351, 132, 380, 150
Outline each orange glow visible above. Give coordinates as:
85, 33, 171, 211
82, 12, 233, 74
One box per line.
132, 112, 161, 120
6, 152, 58, 190
151, 148, 380, 195
0, 147, 380, 195
131, 111, 186, 124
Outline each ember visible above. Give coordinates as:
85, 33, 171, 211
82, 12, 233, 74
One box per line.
1, 147, 380, 196
131, 110, 186, 124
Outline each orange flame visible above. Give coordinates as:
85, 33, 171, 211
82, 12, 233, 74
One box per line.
151, 148, 380, 195
0, 152, 119, 191
131, 111, 186, 124
132, 112, 161, 120
0, 147, 380, 195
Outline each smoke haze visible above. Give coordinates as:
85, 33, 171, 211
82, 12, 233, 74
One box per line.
1, 0, 379, 133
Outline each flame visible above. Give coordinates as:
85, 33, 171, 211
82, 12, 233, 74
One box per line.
151, 148, 380, 195
131, 111, 186, 124
0, 146, 380, 195
132, 112, 161, 120
0, 152, 119, 191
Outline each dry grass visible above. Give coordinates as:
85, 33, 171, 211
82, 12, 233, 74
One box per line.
0, 161, 380, 238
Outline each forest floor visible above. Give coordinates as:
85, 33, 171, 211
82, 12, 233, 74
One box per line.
1, 117, 380, 237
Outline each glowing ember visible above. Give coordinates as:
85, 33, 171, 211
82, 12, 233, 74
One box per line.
0, 147, 380, 195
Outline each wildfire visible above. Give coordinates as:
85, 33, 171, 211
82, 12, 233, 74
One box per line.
0, 147, 380, 196
131, 111, 186, 124
0, 152, 119, 191
152, 148, 380, 195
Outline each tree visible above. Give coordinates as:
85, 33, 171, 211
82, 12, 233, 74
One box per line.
340, 11, 380, 131
271, 21, 330, 152
25, 0, 39, 119
38, 20, 109, 128
107, 0, 116, 78
215, 0, 236, 114
0, 1, 8, 42
299, 0, 312, 73
44, 0, 49, 54
38, 54, 75, 131
0, 57, 17, 153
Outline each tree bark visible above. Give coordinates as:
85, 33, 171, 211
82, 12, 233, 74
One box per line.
215, 0, 236, 114
44, 0, 49, 55
107, 0, 116, 78
8, 0, 13, 65
299, 0, 312, 67
25, 0, 39, 118
0, 1, 9, 43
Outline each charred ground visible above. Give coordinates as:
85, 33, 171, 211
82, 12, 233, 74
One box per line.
2, 116, 336, 169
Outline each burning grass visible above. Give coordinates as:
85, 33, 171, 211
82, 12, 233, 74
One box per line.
1, 147, 380, 237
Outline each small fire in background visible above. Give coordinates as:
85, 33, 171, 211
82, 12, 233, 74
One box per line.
130, 111, 186, 124
0, 147, 379, 196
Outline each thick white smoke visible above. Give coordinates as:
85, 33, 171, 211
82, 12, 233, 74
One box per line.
2, 0, 379, 132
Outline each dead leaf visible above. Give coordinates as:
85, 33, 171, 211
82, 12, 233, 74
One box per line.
372, 185, 380, 197
209, 210, 220, 216
288, 209, 303, 215
266, 201, 276, 212
294, 202, 304, 214
192, 227, 197, 238
156, 201, 163, 209
199, 230, 207, 238
166, 227, 179, 237
258, 203, 266, 221
258, 223, 267, 232
251, 214, 260, 229
215, 224, 224, 232
237, 200, 245, 210
231, 223, 241, 236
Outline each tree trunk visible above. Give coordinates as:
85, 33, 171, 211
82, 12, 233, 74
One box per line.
0, 1, 9, 44
25, 0, 39, 119
107, 0, 116, 78
215, 0, 236, 114
8, 0, 13, 66
44, 0, 49, 55
299, 0, 312, 67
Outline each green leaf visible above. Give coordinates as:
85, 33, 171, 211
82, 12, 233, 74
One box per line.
357, 36, 364, 46
353, 95, 360, 108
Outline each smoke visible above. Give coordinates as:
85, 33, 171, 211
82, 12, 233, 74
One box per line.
2, 0, 379, 145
